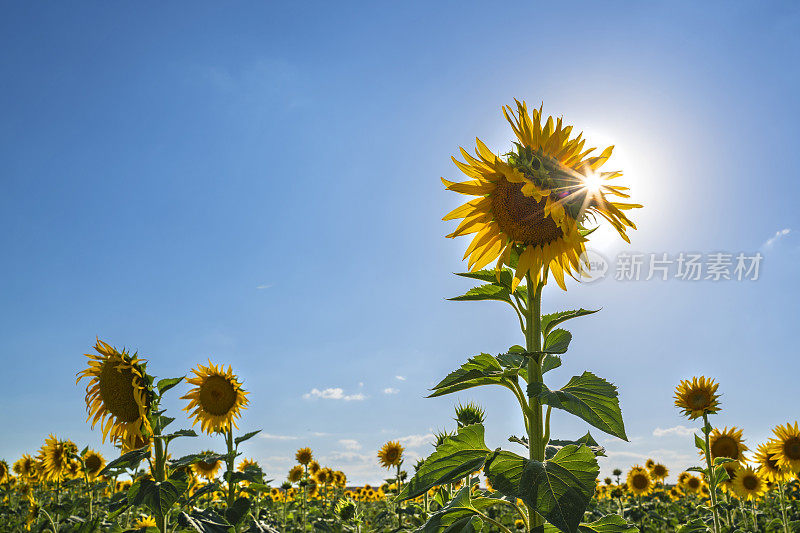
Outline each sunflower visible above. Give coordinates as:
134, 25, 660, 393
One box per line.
314, 467, 333, 485
83, 450, 105, 480
754, 441, 792, 483
37, 435, 77, 482
26, 498, 40, 528
378, 441, 404, 469
77, 339, 152, 447
13, 454, 37, 479
644, 459, 655, 470
682, 475, 702, 494
182, 360, 249, 434
732, 465, 767, 501
674, 376, 721, 420
0, 460, 8, 482
295, 447, 313, 466
66, 459, 82, 479
333, 470, 346, 486
192, 453, 222, 481
288, 465, 303, 483
308, 460, 320, 475
442, 100, 639, 291
708, 427, 748, 463
650, 463, 669, 482
677, 472, 691, 486
626, 466, 653, 496
769, 422, 800, 473
237, 457, 259, 472
668, 486, 683, 501
135, 515, 157, 528
718, 463, 738, 492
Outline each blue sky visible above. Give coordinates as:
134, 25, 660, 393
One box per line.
1, 1, 799, 484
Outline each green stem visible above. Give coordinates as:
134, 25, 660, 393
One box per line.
153, 415, 168, 533
701, 412, 721, 533
226, 426, 236, 509
524, 269, 544, 532
778, 480, 790, 533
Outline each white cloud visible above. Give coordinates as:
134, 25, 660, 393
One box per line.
256, 284, 273, 289
395, 375, 406, 381
339, 439, 362, 450
765, 228, 791, 247
303, 387, 366, 401
260, 433, 298, 440
383, 388, 399, 395
653, 425, 696, 437
399, 433, 436, 448
311, 432, 330, 437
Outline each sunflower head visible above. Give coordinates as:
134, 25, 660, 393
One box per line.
237, 458, 259, 473
37, 435, 77, 483
732, 465, 767, 501
708, 427, 748, 463
650, 463, 669, 481
192, 452, 222, 481
674, 376, 721, 420
626, 466, 652, 496
668, 486, 683, 501
378, 441, 404, 469
13, 454, 38, 479
443, 100, 640, 291
308, 460, 321, 475
135, 516, 157, 528
453, 402, 486, 427
82, 450, 105, 480
288, 465, 303, 483
718, 463, 739, 492
182, 360, 249, 435
644, 459, 655, 470
77, 339, 153, 448
769, 422, 800, 474
314, 467, 332, 485
0, 460, 8, 482
295, 447, 313, 466
333, 470, 346, 486
755, 440, 792, 483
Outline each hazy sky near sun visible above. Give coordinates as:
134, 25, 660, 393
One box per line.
1, 1, 799, 484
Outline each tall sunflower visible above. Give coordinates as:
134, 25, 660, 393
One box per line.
182, 360, 249, 434
13, 454, 38, 480
37, 435, 77, 483
754, 441, 791, 483
674, 376, 721, 420
768, 422, 800, 473
192, 452, 222, 481
378, 441, 404, 469
442, 100, 639, 290
82, 450, 105, 480
732, 465, 767, 501
76, 339, 152, 448
626, 466, 653, 496
295, 447, 313, 466
708, 427, 748, 463
288, 465, 303, 483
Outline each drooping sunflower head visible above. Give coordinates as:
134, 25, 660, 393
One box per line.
650, 463, 669, 481
674, 376, 721, 420
192, 452, 222, 481
308, 460, 321, 475
644, 458, 655, 470
82, 450, 105, 480
626, 466, 652, 496
708, 427, 748, 463
77, 339, 152, 448
288, 465, 303, 483
755, 441, 792, 483
769, 422, 800, 474
295, 447, 313, 466
378, 441, 404, 469
443, 100, 640, 291
732, 465, 767, 501
182, 360, 249, 435
37, 435, 77, 483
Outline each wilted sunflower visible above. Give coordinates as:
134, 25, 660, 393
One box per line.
288, 465, 303, 483
83, 450, 105, 480
708, 427, 748, 463
626, 466, 652, 496
192, 452, 222, 481
77, 339, 152, 447
650, 462, 669, 482
37, 435, 77, 482
295, 447, 313, 466
182, 360, 249, 434
674, 376, 721, 419
754, 441, 792, 483
378, 441, 404, 469
732, 465, 767, 501
442, 100, 639, 290
768, 422, 800, 473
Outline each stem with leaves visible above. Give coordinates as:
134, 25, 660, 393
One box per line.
701, 412, 721, 533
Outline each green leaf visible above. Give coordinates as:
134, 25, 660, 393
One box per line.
520, 445, 599, 533
100, 447, 151, 476
169, 452, 225, 470
694, 434, 709, 455
225, 497, 252, 527
484, 450, 526, 497
455, 268, 513, 289
448, 284, 512, 305
541, 309, 600, 338
530, 372, 628, 441
428, 354, 508, 398
235, 430, 261, 446
543, 329, 572, 354
157, 376, 184, 395
128, 478, 188, 517
578, 515, 639, 532
541, 354, 562, 374
675, 518, 709, 533
547, 433, 606, 459
177, 508, 232, 533
713, 457, 737, 466
157, 429, 198, 443
419, 486, 496, 533
398, 424, 491, 501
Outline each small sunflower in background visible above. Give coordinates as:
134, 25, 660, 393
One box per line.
754, 441, 792, 483
378, 441, 404, 469
442, 100, 639, 291
333, 470, 347, 487
237, 457, 259, 472
308, 460, 321, 475
626, 466, 653, 496
13, 454, 37, 479
708, 427, 748, 463
718, 463, 739, 493
288, 465, 303, 483
682, 474, 702, 494
77, 339, 152, 448
295, 447, 313, 466
677, 472, 691, 486
650, 462, 669, 482
192, 452, 222, 481
674, 376, 721, 419
182, 360, 249, 434
134, 515, 157, 528
314, 467, 331, 485
37, 435, 76, 482
82, 450, 105, 480
768, 422, 800, 473
644, 458, 655, 470
732, 465, 767, 501
668, 486, 683, 501
0, 460, 8, 482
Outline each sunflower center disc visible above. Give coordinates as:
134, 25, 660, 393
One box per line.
85, 455, 101, 473
786, 437, 800, 460
688, 391, 709, 409
743, 476, 758, 490
491, 178, 563, 246
711, 436, 738, 460
99, 358, 142, 423
632, 474, 648, 490
199, 375, 237, 416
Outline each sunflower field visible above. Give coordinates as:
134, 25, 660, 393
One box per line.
1, 101, 798, 533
